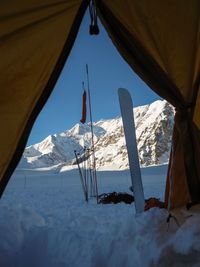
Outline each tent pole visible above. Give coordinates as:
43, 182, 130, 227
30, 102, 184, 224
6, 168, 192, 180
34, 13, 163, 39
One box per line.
74, 150, 88, 202
86, 64, 99, 203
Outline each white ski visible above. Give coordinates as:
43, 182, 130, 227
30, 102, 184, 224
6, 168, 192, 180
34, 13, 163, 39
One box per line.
118, 88, 145, 213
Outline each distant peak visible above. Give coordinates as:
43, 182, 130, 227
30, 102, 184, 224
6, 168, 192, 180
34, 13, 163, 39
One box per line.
67, 123, 91, 136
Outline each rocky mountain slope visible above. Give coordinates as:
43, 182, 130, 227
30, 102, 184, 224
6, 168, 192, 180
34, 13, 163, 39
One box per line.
18, 100, 175, 170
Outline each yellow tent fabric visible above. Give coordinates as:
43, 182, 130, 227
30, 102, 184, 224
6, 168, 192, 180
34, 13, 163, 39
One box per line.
0, 0, 88, 195
96, 0, 200, 208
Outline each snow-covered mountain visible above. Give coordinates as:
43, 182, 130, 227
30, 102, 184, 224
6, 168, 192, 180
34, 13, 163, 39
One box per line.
18, 100, 175, 170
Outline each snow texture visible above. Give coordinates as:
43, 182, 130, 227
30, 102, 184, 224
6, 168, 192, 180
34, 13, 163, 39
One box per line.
1, 165, 200, 267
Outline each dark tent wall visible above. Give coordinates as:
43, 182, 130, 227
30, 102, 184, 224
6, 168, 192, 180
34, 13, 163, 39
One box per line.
96, 0, 200, 208
0, 0, 89, 196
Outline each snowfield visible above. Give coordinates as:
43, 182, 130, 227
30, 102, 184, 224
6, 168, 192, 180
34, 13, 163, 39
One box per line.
1, 165, 200, 267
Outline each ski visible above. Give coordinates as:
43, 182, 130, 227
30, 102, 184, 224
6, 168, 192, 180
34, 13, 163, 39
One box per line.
118, 88, 145, 213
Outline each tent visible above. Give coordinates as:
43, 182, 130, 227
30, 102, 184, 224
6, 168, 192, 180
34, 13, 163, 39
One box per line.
0, 0, 200, 210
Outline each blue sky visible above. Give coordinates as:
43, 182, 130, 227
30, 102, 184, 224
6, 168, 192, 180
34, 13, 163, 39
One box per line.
28, 9, 161, 145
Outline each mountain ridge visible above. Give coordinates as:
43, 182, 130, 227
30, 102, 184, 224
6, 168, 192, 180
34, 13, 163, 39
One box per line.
18, 99, 175, 171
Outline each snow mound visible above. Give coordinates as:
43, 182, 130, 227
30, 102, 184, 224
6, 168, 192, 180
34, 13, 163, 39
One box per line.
1, 167, 200, 266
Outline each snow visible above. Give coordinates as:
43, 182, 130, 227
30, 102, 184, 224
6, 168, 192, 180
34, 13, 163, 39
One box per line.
1, 165, 200, 267
18, 100, 175, 170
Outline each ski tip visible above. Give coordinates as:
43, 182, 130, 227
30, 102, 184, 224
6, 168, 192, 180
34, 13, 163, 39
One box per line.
118, 88, 133, 106
118, 88, 132, 99
118, 88, 129, 94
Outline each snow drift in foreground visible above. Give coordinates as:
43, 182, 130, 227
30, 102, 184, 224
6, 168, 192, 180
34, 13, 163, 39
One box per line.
1, 165, 200, 267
